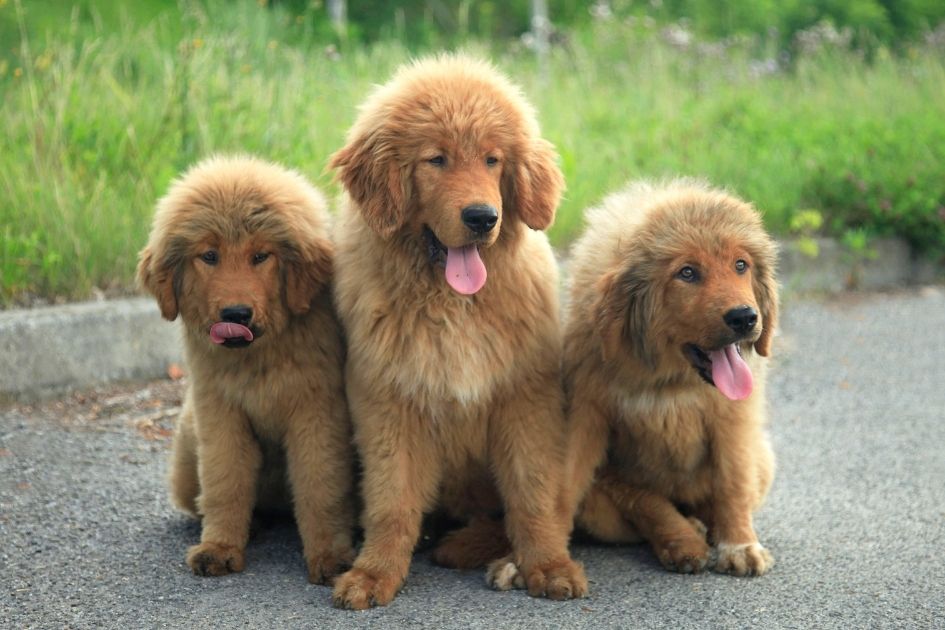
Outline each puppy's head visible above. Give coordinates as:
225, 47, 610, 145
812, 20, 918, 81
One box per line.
330, 54, 563, 295
137, 156, 333, 349
594, 183, 778, 400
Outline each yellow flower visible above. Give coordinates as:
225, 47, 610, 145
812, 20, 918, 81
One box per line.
193, 38, 204, 49
35, 51, 52, 71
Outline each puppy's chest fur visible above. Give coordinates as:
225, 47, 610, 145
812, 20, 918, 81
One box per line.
339, 236, 553, 411
609, 387, 717, 498
187, 321, 333, 442
361, 289, 525, 408
214, 356, 298, 435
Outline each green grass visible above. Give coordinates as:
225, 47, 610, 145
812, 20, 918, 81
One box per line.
2, 0, 944, 305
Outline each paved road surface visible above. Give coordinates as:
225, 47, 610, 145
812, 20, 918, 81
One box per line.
2, 288, 944, 629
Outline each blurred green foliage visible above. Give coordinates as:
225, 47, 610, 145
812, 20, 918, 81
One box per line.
271, 0, 945, 51
6, 0, 942, 54
625, 0, 945, 49
0, 0, 943, 305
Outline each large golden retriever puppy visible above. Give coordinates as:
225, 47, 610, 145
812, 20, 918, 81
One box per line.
328, 54, 586, 609
563, 180, 779, 577
137, 156, 355, 583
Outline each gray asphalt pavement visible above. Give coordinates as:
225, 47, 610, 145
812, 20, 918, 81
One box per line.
2, 288, 944, 629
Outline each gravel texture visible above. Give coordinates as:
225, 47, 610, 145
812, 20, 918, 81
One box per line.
2, 288, 944, 629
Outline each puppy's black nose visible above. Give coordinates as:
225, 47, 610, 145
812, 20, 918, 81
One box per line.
724, 306, 758, 335
461, 204, 498, 234
220, 305, 253, 326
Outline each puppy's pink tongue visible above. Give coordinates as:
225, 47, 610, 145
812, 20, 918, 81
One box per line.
209, 322, 254, 344
445, 245, 487, 295
710, 344, 753, 400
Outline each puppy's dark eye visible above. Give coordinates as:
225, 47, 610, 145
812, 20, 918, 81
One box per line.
252, 252, 270, 266
485, 156, 499, 167
735, 259, 748, 273
677, 266, 698, 282
428, 155, 446, 167
200, 250, 219, 266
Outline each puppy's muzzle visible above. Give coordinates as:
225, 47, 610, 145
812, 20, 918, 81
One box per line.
723, 306, 758, 336
220, 305, 253, 326
210, 305, 257, 348
461, 204, 498, 235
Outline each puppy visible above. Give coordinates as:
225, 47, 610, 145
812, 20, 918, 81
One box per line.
328, 54, 587, 609
564, 180, 779, 576
137, 156, 355, 583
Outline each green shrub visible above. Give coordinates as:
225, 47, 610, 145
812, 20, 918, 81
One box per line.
793, 51, 945, 254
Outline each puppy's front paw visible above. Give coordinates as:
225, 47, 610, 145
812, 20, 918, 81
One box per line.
186, 542, 245, 576
655, 535, 711, 574
332, 567, 402, 610
714, 542, 774, 577
485, 556, 525, 591
307, 547, 355, 585
521, 558, 588, 600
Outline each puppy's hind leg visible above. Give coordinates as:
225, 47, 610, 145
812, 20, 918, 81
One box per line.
575, 483, 642, 544
598, 473, 710, 574
489, 484, 644, 593
432, 515, 512, 570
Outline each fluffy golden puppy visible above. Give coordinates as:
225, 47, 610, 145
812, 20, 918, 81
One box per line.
563, 180, 779, 577
137, 156, 355, 583
328, 54, 586, 609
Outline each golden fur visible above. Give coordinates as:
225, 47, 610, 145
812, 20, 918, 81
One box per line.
329, 54, 586, 609
137, 156, 354, 583
563, 180, 779, 577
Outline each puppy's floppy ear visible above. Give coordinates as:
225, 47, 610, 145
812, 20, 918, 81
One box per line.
329, 131, 407, 239
593, 262, 656, 366
752, 239, 780, 357
503, 138, 563, 231
137, 246, 179, 321
283, 237, 334, 316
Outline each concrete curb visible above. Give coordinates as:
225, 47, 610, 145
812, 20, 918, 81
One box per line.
1, 238, 941, 402
779, 237, 943, 292
0, 298, 182, 403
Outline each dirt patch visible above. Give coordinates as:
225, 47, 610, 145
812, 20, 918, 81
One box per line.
3, 378, 185, 436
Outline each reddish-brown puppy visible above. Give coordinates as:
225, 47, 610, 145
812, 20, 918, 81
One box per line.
559, 180, 779, 578
137, 156, 354, 583
329, 54, 586, 609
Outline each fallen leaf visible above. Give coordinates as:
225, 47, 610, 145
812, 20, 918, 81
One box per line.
136, 418, 175, 441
